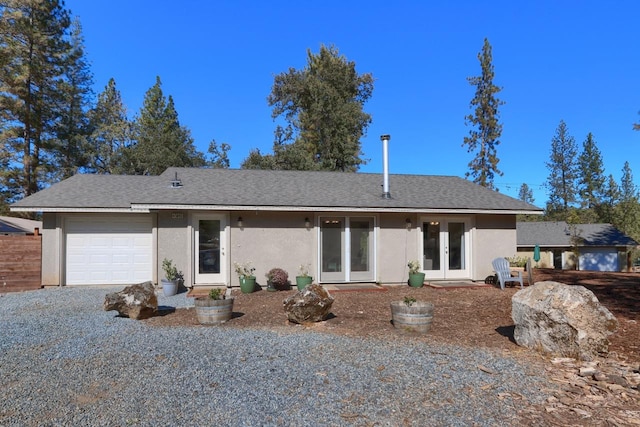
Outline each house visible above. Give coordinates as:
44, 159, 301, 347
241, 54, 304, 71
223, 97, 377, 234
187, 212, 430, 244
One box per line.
516, 221, 638, 272
10, 167, 542, 288
0, 215, 42, 235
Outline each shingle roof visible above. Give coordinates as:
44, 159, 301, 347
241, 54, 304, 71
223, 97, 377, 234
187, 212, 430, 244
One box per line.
517, 221, 638, 247
12, 167, 542, 213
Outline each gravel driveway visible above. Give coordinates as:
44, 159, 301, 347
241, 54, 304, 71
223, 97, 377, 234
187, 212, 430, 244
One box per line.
0, 287, 553, 426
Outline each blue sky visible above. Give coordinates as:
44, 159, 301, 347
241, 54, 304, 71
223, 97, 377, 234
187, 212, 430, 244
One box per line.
66, 0, 640, 207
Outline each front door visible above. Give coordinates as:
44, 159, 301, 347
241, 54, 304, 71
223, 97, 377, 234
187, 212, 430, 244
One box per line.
193, 214, 227, 284
320, 216, 374, 282
422, 218, 470, 280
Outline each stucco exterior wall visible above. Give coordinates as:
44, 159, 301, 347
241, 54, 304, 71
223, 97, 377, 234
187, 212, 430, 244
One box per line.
157, 211, 189, 285
378, 213, 417, 284
473, 214, 517, 281
228, 211, 316, 287
40, 210, 521, 287
41, 213, 61, 286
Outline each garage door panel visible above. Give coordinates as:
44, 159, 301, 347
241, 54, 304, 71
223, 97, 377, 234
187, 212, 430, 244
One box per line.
579, 249, 618, 272
66, 216, 153, 285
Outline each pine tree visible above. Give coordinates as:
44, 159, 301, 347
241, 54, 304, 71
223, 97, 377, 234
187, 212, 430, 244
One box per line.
53, 18, 93, 179
207, 140, 231, 169
516, 183, 537, 222
0, 0, 73, 201
597, 174, 619, 224
241, 148, 276, 170
518, 183, 535, 204
615, 161, 640, 237
87, 78, 134, 174
577, 132, 606, 211
255, 44, 373, 171
463, 38, 505, 189
545, 120, 578, 219
129, 76, 205, 175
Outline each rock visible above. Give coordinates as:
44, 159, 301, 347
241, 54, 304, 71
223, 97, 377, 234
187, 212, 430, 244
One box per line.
104, 281, 158, 320
512, 281, 618, 361
283, 284, 334, 324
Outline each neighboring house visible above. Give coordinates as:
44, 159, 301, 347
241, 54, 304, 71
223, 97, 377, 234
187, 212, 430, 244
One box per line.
516, 221, 638, 272
11, 167, 541, 288
0, 216, 42, 235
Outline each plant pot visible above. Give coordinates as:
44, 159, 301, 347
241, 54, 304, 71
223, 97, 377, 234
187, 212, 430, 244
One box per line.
161, 279, 178, 296
239, 276, 256, 293
390, 300, 434, 333
296, 276, 313, 290
194, 297, 234, 325
408, 272, 425, 287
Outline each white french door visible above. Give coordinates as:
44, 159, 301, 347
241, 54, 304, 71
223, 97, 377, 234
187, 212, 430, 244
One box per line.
319, 216, 374, 282
422, 217, 470, 280
193, 214, 227, 284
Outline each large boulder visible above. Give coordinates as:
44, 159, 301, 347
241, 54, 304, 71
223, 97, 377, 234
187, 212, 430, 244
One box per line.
104, 281, 158, 320
283, 284, 334, 324
512, 281, 618, 360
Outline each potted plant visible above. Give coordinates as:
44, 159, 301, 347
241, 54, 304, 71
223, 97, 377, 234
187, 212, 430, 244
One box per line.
161, 258, 181, 296
265, 267, 289, 291
390, 296, 434, 333
295, 264, 313, 290
234, 261, 256, 293
194, 288, 233, 325
407, 260, 425, 287
507, 255, 527, 273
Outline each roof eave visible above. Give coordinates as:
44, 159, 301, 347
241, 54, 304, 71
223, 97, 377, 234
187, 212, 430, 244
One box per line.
11, 203, 543, 215
10, 207, 150, 213
132, 203, 542, 215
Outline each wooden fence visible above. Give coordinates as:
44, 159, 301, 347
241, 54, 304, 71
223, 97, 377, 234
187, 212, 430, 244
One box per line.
0, 233, 42, 292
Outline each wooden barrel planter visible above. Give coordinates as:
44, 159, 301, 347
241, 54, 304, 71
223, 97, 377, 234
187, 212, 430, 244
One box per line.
194, 297, 234, 325
390, 301, 434, 333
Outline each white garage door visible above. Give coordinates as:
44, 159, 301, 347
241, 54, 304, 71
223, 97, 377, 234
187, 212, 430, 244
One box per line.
579, 248, 618, 272
66, 216, 153, 285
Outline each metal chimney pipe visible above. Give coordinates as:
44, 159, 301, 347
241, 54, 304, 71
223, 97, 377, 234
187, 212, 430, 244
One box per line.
380, 134, 391, 199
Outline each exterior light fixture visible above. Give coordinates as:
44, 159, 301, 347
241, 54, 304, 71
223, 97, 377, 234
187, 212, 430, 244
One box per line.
305, 217, 311, 228
237, 216, 243, 228
405, 218, 412, 230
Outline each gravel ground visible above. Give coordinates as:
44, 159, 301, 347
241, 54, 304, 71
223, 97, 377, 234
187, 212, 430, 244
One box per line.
0, 287, 554, 426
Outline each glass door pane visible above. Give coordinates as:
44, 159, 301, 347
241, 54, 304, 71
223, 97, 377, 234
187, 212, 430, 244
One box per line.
194, 214, 226, 284
350, 218, 373, 281
423, 221, 441, 272
198, 220, 220, 274
320, 218, 345, 282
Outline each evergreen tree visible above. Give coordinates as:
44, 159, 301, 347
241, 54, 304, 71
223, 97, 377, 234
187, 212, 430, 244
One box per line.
463, 38, 504, 189
206, 140, 231, 169
254, 44, 373, 171
597, 174, 619, 224
615, 161, 640, 238
516, 183, 538, 222
53, 18, 93, 179
87, 78, 134, 174
545, 120, 578, 219
241, 148, 276, 170
576, 132, 606, 211
0, 0, 73, 201
517, 183, 535, 205
129, 76, 205, 175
